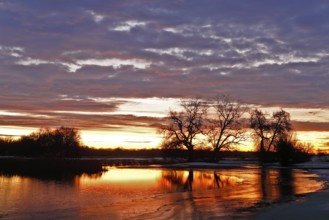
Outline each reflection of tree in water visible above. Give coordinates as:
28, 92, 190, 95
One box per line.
81, 171, 104, 180
214, 172, 221, 188
260, 168, 295, 201
161, 170, 185, 191
161, 170, 192, 192
213, 172, 240, 189
161, 170, 240, 192
0, 171, 105, 187
184, 170, 194, 191
0, 158, 105, 185
260, 168, 269, 200
278, 168, 295, 200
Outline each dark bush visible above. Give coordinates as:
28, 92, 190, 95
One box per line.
0, 127, 82, 158
275, 138, 312, 166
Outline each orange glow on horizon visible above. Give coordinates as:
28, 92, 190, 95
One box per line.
0, 125, 328, 153
0, 126, 36, 137
80, 129, 162, 149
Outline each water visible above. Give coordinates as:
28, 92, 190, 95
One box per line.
0, 166, 325, 220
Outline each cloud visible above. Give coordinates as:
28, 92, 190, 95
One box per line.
75, 58, 152, 70
293, 121, 329, 132
16, 57, 54, 66
248, 52, 322, 68
0, 0, 329, 144
0, 111, 163, 132
0, 45, 24, 57
0, 96, 175, 132
86, 10, 105, 23
15, 52, 151, 73
110, 20, 148, 32
16, 57, 81, 72
145, 47, 214, 61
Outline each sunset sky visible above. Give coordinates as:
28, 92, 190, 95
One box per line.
0, 1, 328, 151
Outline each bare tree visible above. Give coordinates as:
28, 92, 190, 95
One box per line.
160, 99, 207, 162
250, 109, 271, 153
268, 110, 292, 151
250, 109, 292, 161
205, 95, 247, 162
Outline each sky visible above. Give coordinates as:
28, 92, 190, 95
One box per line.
0, 0, 329, 151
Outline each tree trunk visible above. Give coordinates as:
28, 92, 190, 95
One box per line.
213, 148, 219, 163
259, 139, 266, 163
184, 170, 194, 191
260, 139, 265, 152
188, 146, 194, 162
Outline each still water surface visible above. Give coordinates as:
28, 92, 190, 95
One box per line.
0, 166, 325, 219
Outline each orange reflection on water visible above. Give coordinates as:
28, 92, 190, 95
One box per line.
79, 168, 245, 192
1, 167, 325, 220
80, 168, 163, 190
159, 170, 244, 193
77, 168, 255, 219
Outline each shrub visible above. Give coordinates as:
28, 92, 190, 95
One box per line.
275, 137, 313, 166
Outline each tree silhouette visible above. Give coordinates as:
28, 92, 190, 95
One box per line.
160, 99, 207, 162
250, 109, 292, 162
250, 109, 270, 154
276, 134, 313, 165
24, 126, 81, 157
205, 95, 247, 162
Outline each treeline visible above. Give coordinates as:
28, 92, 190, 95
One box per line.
80, 147, 257, 160
0, 95, 315, 166
0, 127, 82, 157
0, 130, 258, 161
160, 95, 314, 165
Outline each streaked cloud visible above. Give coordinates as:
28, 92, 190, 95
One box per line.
75, 58, 152, 70
110, 20, 148, 32
293, 121, 329, 132
15, 53, 151, 73
16, 57, 54, 66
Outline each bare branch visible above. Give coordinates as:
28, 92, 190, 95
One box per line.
205, 95, 248, 161
250, 109, 292, 153
160, 98, 208, 161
